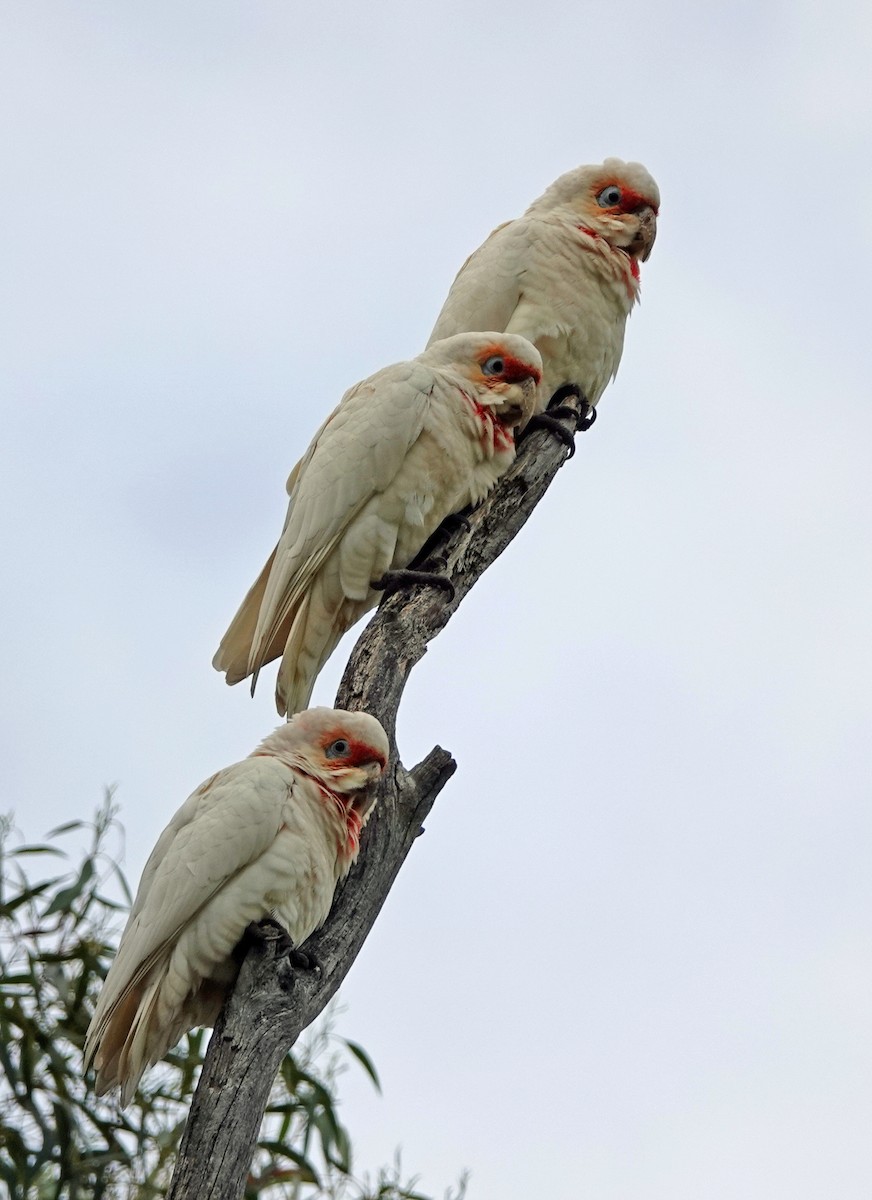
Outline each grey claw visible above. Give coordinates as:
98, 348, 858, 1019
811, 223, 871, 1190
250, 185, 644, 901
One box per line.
372, 569, 456, 604
521, 413, 577, 455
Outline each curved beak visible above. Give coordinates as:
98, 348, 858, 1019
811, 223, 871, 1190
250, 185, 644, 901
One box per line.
514, 375, 541, 428
492, 374, 541, 431
350, 775, 381, 824
628, 205, 657, 262
362, 757, 386, 784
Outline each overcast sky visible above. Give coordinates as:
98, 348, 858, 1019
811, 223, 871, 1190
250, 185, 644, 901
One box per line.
2, 2, 871, 1197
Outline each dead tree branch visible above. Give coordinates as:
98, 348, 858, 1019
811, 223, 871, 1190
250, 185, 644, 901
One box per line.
166, 396, 589, 1199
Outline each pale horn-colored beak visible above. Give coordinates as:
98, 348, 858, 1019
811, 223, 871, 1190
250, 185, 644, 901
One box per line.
628, 205, 657, 262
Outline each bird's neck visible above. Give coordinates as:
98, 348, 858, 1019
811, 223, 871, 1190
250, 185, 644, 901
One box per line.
574, 223, 641, 306
460, 391, 516, 459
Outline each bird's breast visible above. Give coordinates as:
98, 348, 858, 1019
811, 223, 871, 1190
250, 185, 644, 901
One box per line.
460, 392, 516, 458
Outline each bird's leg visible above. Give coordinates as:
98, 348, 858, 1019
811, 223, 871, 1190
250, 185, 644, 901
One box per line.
373, 506, 473, 605
234, 918, 321, 979
519, 383, 595, 457
234, 916, 294, 962
437, 510, 472, 538
548, 382, 596, 429
288, 946, 321, 974
411, 507, 473, 568
520, 413, 576, 453
373, 555, 456, 604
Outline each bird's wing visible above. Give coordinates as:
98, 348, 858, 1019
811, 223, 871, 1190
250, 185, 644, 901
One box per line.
238, 360, 435, 675
211, 405, 344, 685
284, 400, 342, 498
428, 218, 533, 344
85, 758, 292, 1058
428, 213, 588, 359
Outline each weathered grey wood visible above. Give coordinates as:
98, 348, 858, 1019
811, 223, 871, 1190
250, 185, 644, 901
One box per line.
166, 396, 588, 1200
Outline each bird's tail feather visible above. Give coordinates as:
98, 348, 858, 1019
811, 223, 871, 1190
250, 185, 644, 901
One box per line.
212, 547, 279, 684
275, 574, 364, 717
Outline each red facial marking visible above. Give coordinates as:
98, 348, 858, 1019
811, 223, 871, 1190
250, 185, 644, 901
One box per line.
321, 730, 387, 770
463, 393, 515, 453
594, 181, 659, 216
491, 421, 515, 453
478, 345, 541, 387
345, 807, 363, 853
315, 781, 365, 857
502, 353, 541, 386
577, 225, 641, 296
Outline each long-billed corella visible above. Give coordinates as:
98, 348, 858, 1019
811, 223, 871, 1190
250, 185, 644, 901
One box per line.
84, 707, 389, 1104
213, 331, 543, 715
429, 158, 659, 428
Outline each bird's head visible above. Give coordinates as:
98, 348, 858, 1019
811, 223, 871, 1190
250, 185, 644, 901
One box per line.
262, 707, 389, 824
531, 157, 659, 265
429, 332, 543, 428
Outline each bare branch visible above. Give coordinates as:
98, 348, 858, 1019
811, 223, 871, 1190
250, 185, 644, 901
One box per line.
167, 398, 588, 1199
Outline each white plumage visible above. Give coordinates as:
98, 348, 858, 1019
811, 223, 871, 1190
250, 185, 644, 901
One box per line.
213, 331, 543, 716
84, 707, 389, 1105
428, 158, 659, 410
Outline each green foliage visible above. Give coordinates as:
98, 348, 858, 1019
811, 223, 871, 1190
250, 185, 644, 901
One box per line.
0, 797, 465, 1200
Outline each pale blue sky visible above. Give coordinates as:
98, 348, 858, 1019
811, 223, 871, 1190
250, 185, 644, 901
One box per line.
2, 3, 871, 1197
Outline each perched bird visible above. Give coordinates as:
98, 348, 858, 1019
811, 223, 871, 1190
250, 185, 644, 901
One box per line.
213, 331, 543, 716
428, 158, 659, 421
84, 707, 389, 1105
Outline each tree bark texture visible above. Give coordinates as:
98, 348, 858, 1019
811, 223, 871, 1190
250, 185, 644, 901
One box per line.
166, 396, 589, 1199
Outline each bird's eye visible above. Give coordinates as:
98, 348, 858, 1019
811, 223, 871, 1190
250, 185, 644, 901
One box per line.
482, 355, 505, 376
596, 185, 622, 208
326, 738, 350, 759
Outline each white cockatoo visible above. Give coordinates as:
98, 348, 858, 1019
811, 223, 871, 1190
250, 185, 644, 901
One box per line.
84, 707, 389, 1105
428, 158, 659, 426
213, 331, 543, 716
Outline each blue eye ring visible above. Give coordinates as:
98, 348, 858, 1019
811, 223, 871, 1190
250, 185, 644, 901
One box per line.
482, 355, 506, 376
596, 185, 622, 208
326, 738, 350, 759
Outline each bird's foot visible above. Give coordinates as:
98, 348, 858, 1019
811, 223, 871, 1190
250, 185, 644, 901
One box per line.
234, 919, 321, 993
411, 511, 472, 571
373, 560, 456, 604
438, 510, 472, 538
548, 383, 596, 432
235, 917, 294, 962
288, 946, 321, 975
548, 383, 585, 410
519, 384, 595, 456
522, 412, 577, 454
558, 400, 596, 433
